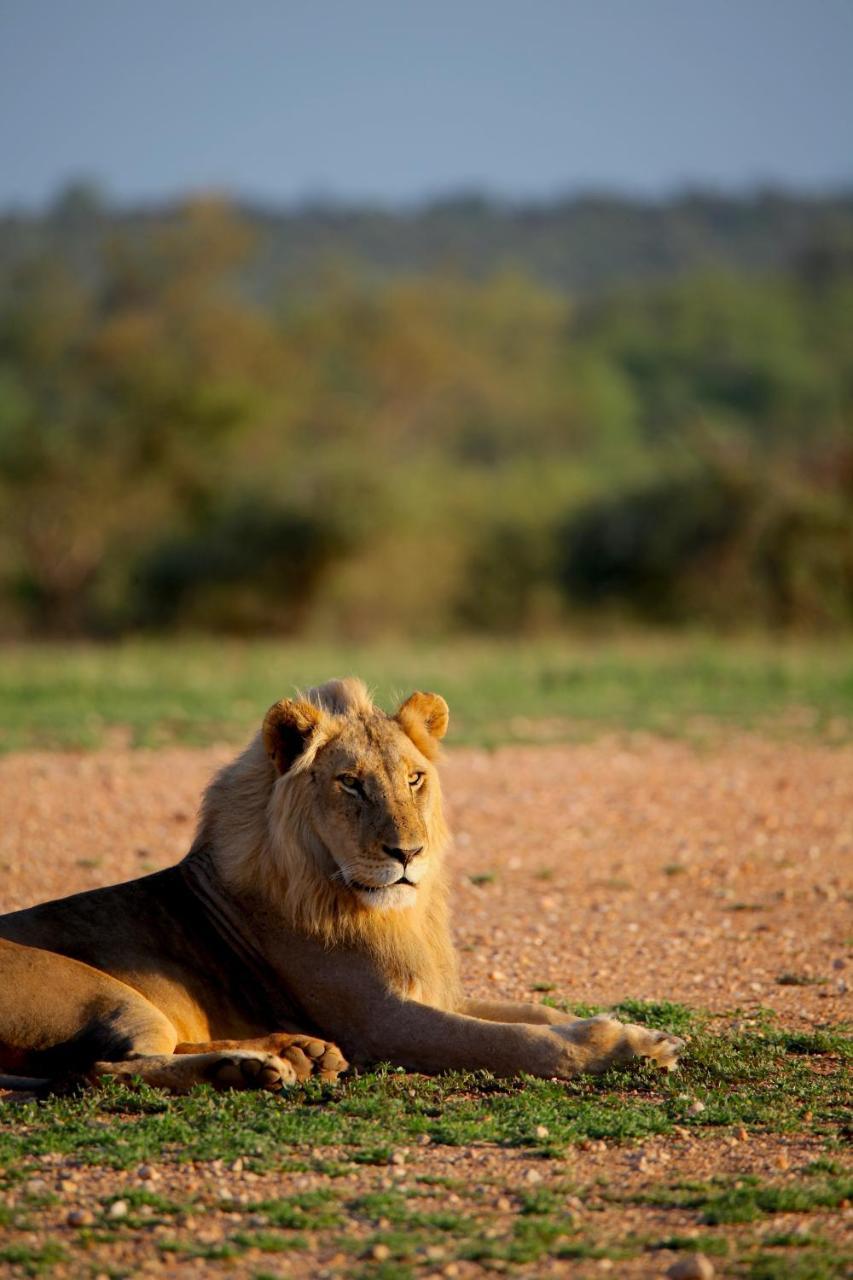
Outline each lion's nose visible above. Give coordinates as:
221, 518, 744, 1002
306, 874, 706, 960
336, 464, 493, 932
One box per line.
383, 844, 423, 867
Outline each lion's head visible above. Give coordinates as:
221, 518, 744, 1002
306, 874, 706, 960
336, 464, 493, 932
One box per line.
196, 679, 454, 969
262, 678, 449, 913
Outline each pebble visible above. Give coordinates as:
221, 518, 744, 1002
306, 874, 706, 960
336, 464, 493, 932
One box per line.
534, 1124, 550, 1139
666, 1256, 715, 1279
107, 1199, 129, 1219
371, 1244, 391, 1261
67, 1209, 95, 1227
687, 1099, 706, 1115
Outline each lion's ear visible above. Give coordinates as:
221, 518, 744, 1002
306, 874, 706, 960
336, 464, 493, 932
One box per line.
395, 691, 449, 758
262, 699, 325, 775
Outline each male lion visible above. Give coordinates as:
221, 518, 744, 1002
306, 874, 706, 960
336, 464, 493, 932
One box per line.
0, 678, 682, 1093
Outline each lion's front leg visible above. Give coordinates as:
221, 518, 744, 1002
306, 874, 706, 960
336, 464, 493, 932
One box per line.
459, 998, 579, 1026
174, 1033, 348, 1082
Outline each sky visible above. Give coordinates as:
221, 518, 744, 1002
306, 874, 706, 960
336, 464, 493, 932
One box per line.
1, 0, 851, 209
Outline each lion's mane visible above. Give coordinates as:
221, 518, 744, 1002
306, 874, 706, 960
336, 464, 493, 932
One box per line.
189, 679, 459, 1006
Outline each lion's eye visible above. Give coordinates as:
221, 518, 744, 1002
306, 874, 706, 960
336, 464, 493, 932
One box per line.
337, 774, 362, 797
408, 771, 425, 790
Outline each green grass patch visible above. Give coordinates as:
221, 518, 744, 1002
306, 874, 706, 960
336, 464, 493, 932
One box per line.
2, 634, 853, 751
0, 1244, 68, 1277
242, 1189, 342, 1229
627, 1172, 853, 1223
742, 1248, 851, 1279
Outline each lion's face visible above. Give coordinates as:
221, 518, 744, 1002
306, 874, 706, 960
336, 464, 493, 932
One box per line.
263, 682, 449, 912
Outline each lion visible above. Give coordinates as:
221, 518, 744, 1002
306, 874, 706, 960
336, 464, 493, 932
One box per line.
0, 678, 682, 1094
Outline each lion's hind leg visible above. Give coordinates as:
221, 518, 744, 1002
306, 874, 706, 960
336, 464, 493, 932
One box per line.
174, 1033, 348, 1083
0, 937, 177, 1091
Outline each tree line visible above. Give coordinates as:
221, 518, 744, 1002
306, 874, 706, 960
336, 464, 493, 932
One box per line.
0, 194, 851, 636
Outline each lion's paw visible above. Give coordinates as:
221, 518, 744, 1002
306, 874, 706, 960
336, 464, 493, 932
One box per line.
207, 1051, 297, 1093
265, 1035, 349, 1083
619, 1022, 685, 1071
550, 1015, 685, 1076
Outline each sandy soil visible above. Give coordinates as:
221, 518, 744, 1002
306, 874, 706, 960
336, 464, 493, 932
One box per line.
0, 737, 850, 1278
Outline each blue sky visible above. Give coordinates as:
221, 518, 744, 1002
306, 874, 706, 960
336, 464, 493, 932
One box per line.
1, 0, 851, 208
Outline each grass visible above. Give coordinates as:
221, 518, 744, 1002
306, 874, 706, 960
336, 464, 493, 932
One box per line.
0, 1002, 846, 1274
0, 1003, 849, 1279
1, 633, 853, 751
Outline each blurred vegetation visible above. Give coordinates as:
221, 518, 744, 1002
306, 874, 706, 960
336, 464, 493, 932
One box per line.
0, 188, 851, 637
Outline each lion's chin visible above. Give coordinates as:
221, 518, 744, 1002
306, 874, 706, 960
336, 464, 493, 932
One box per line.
351, 882, 417, 911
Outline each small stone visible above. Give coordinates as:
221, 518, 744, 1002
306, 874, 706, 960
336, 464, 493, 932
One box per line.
136, 1164, 157, 1181
108, 1199, 128, 1220
442, 1266, 460, 1278
67, 1209, 95, 1227
666, 1256, 715, 1279
496, 1196, 512, 1212
687, 1099, 706, 1115
24, 1178, 50, 1195
534, 1124, 550, 1139
775, 1152, 790, 1170
425, 1245, 445, 1261
417, 1133, 432, 1145
734, 1126, 748, 1142
390, 1151, 406, 1165
229, 1157, 244, 1173
524, 1168, 543, 1183
371, 1244, 391, 1262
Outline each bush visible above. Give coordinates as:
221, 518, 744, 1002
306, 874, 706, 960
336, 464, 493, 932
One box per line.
558, 457, 853, 628
133, 501, 348, 633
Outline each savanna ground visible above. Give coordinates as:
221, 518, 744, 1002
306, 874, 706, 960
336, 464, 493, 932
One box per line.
0, 637, 850, 1280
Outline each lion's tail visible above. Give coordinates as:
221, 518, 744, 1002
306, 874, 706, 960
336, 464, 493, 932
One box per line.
0, 1072, 52, 1091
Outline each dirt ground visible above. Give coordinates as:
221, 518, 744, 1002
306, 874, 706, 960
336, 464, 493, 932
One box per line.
0, 736, 850, 1277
